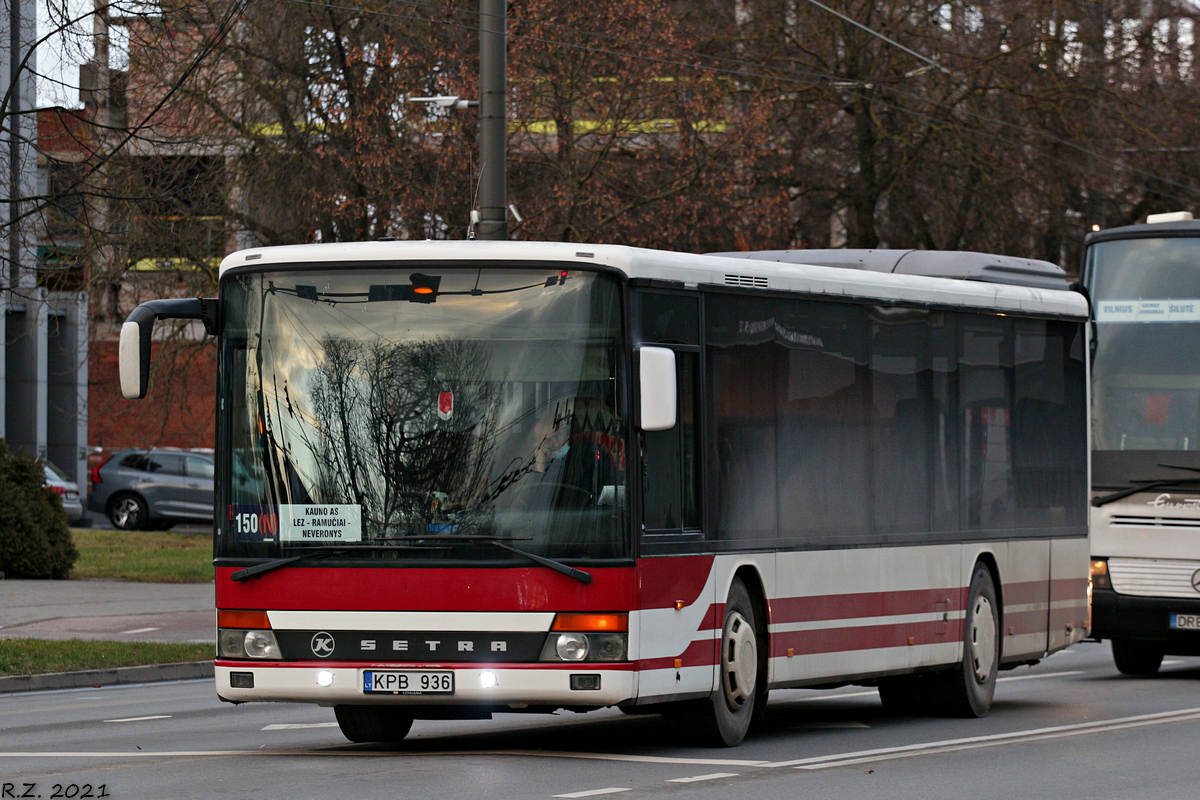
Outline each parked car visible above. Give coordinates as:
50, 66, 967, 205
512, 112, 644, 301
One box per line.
89, 449, 215, 530
43, 460, 86, 525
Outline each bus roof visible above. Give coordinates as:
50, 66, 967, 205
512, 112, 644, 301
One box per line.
1085, 218, 1200, 246
220, 240, 1089, 319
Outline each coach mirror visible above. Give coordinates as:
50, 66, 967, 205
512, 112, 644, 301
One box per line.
637, 346, 677, 431
120, 298, 219, 399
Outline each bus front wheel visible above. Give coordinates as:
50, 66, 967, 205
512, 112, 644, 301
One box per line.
670, 577, 762, 747
927, 563, 1000, 718
334, 705, 414, 743
1111, 639, 1163, 675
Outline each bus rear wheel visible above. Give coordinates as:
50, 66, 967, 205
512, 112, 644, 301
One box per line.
334, 705, 414, 743
1111, 639, 1163, 675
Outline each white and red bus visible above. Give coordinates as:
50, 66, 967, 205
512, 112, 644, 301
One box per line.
120, 241, 1091, 746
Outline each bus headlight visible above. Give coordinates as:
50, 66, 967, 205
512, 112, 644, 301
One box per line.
555, 633, 589, 661
218, 628, 280, 659
540, 612, 629, 662
1090, 558, 1112, 591
540, 632, 627, 662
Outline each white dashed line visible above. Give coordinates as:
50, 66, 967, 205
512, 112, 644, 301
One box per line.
667, 773, 740, 783
103, 715, 172, 723
119, 627, 161, 635
552, 789, 630, 798
262, 723, 340, 730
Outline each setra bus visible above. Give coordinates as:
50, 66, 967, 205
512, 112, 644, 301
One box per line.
1083, 211, 1200, 674
120, 240, 1091, 746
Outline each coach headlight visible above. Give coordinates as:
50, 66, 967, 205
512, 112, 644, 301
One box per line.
554, 633, 589, 661
539, 613, 628, 662
218, 628, 280, 659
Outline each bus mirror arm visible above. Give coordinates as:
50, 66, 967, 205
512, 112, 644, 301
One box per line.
119, 298, 219, 399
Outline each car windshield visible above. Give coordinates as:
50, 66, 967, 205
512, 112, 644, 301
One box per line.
1087, 237, 1200, 483
216, 265, 629, 562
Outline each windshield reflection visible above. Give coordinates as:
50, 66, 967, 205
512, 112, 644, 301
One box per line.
219, 267, 628, 561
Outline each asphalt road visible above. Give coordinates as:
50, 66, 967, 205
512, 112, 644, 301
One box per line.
1, 640, 1198, 799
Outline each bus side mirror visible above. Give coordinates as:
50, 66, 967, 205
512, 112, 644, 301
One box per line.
638, 346, 677, 431
119, 298, 219, 399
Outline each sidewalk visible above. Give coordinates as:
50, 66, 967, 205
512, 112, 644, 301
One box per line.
0, 579, 215, 693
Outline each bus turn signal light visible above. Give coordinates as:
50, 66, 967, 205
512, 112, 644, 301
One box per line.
218, 609, 271, 629
551, 613, 628, 632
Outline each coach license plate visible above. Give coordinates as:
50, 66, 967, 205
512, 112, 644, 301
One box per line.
1170, 614, 1200, 630
363, 670, 454, 694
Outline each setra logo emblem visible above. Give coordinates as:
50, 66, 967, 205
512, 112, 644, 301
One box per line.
311, 631, 336, 657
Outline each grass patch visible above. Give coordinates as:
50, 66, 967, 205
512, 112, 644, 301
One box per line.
0, 639, 211, 676
70, 529, 214, 583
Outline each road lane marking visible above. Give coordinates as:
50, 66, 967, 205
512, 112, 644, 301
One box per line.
762, 706, 1200, 769
119, 627, 161, 635
552, 790, 629, 798
997, 670, 1084, 682
10, 706, 1200, 764
784, 669, 1082, 703
497, 751, 766, 766
103, 715, 172, 723
667, 773, 740, 783
262, 723, 340, 730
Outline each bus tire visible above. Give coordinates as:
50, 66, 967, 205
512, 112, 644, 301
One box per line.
333, 705, 415, 743
674, 577, 760, 747
1111, 639, 1163, 675
927, 563, 999, 718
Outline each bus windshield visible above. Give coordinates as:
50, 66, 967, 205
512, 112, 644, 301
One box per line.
1087, 237, 1200, 483
216, 266, 628, 562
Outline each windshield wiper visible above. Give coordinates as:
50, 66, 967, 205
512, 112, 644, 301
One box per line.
229, 544, 448, 582
1092, 463, 1200, 507
411, 535, 592, 584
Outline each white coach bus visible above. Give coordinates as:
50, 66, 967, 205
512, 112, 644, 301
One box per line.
1084, 212, 1200, 674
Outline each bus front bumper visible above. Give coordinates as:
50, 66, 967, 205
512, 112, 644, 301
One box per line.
215, 662, 636, 708
1091, 588, 1200, 655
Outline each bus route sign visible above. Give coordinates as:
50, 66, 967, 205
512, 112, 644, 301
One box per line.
278, 504, 363, 543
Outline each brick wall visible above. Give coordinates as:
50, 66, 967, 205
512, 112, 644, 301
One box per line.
89, 339, 216, 451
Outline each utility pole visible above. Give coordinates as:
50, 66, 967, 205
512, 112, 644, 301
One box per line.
476, 0, 507, 241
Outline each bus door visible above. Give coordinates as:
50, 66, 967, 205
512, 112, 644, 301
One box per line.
633, 289, 715, 698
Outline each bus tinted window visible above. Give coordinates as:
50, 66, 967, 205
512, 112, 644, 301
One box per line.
705, 292, 1087, 548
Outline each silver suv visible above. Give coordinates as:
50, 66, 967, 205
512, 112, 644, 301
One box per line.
88, 449, 214, 530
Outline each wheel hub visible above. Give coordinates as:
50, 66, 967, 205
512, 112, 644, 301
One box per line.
722, 611, 757, 710
969, 594, 997, 683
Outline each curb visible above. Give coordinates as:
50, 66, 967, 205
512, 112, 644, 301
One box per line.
0, 660, 214, 694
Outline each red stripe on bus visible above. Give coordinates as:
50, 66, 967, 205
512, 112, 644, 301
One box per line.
770, 587, 965, 624
636, 638, 718, 671
635, 556, 715, 609
216, 566, 637, 612
769, 618, 965, 657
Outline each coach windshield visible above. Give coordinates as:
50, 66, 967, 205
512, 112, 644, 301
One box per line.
216, 266, 629, 563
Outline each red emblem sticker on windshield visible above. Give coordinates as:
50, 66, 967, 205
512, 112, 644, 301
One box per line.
438, 391, 454, 420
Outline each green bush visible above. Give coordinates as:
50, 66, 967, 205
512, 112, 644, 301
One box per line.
0, 440, 78, 579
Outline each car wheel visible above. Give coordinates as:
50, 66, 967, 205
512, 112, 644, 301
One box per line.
108, 493, 147, 531
1111, 639, 1163, 675
334, 705, 414, 743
